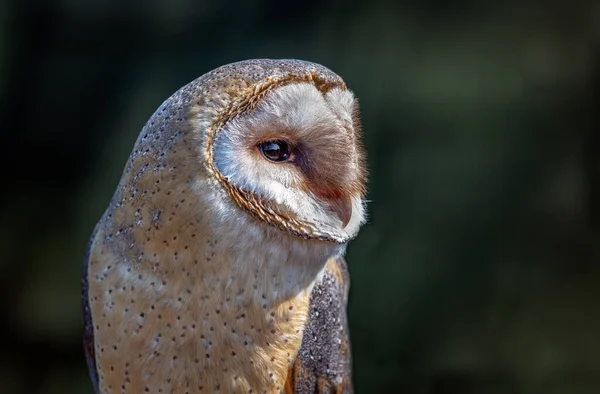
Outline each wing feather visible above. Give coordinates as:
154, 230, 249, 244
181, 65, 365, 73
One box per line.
285, 256, 353, 393
82, 225, 100, 393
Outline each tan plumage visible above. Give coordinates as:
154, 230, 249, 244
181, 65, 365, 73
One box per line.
83, 59, 367, 394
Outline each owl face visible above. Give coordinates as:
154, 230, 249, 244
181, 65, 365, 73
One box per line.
210, 82, 366, 243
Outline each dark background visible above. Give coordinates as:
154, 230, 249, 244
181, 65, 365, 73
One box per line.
1, 1, 599, 393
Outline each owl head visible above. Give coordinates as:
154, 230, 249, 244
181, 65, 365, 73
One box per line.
122, 59, 367, 252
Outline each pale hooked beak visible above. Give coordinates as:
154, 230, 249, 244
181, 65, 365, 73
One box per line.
328, 194, 353, 229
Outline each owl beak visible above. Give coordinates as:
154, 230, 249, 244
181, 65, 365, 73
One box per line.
329, 195, 353, 229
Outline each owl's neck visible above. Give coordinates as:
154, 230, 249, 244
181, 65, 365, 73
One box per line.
178, 175, 345, 307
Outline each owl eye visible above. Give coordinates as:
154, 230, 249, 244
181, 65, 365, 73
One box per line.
258, 140, 291, 162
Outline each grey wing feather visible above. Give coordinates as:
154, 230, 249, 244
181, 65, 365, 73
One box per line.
82, 225, 99, 393
287, 257, 353, 393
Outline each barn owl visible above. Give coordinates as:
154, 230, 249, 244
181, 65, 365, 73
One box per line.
82, 59, 367, 394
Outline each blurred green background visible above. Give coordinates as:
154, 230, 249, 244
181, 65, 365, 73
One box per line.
1, 0, 599, 393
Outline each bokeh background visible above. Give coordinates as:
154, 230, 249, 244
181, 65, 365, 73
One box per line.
1, 1, 599, 393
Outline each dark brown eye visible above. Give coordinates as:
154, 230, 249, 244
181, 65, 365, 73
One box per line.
258, 140, 291, 162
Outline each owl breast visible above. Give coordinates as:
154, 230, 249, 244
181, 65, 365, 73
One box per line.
88, 210, 324, 394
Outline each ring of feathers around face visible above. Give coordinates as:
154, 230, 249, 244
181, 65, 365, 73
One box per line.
204, 66, 366, 243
